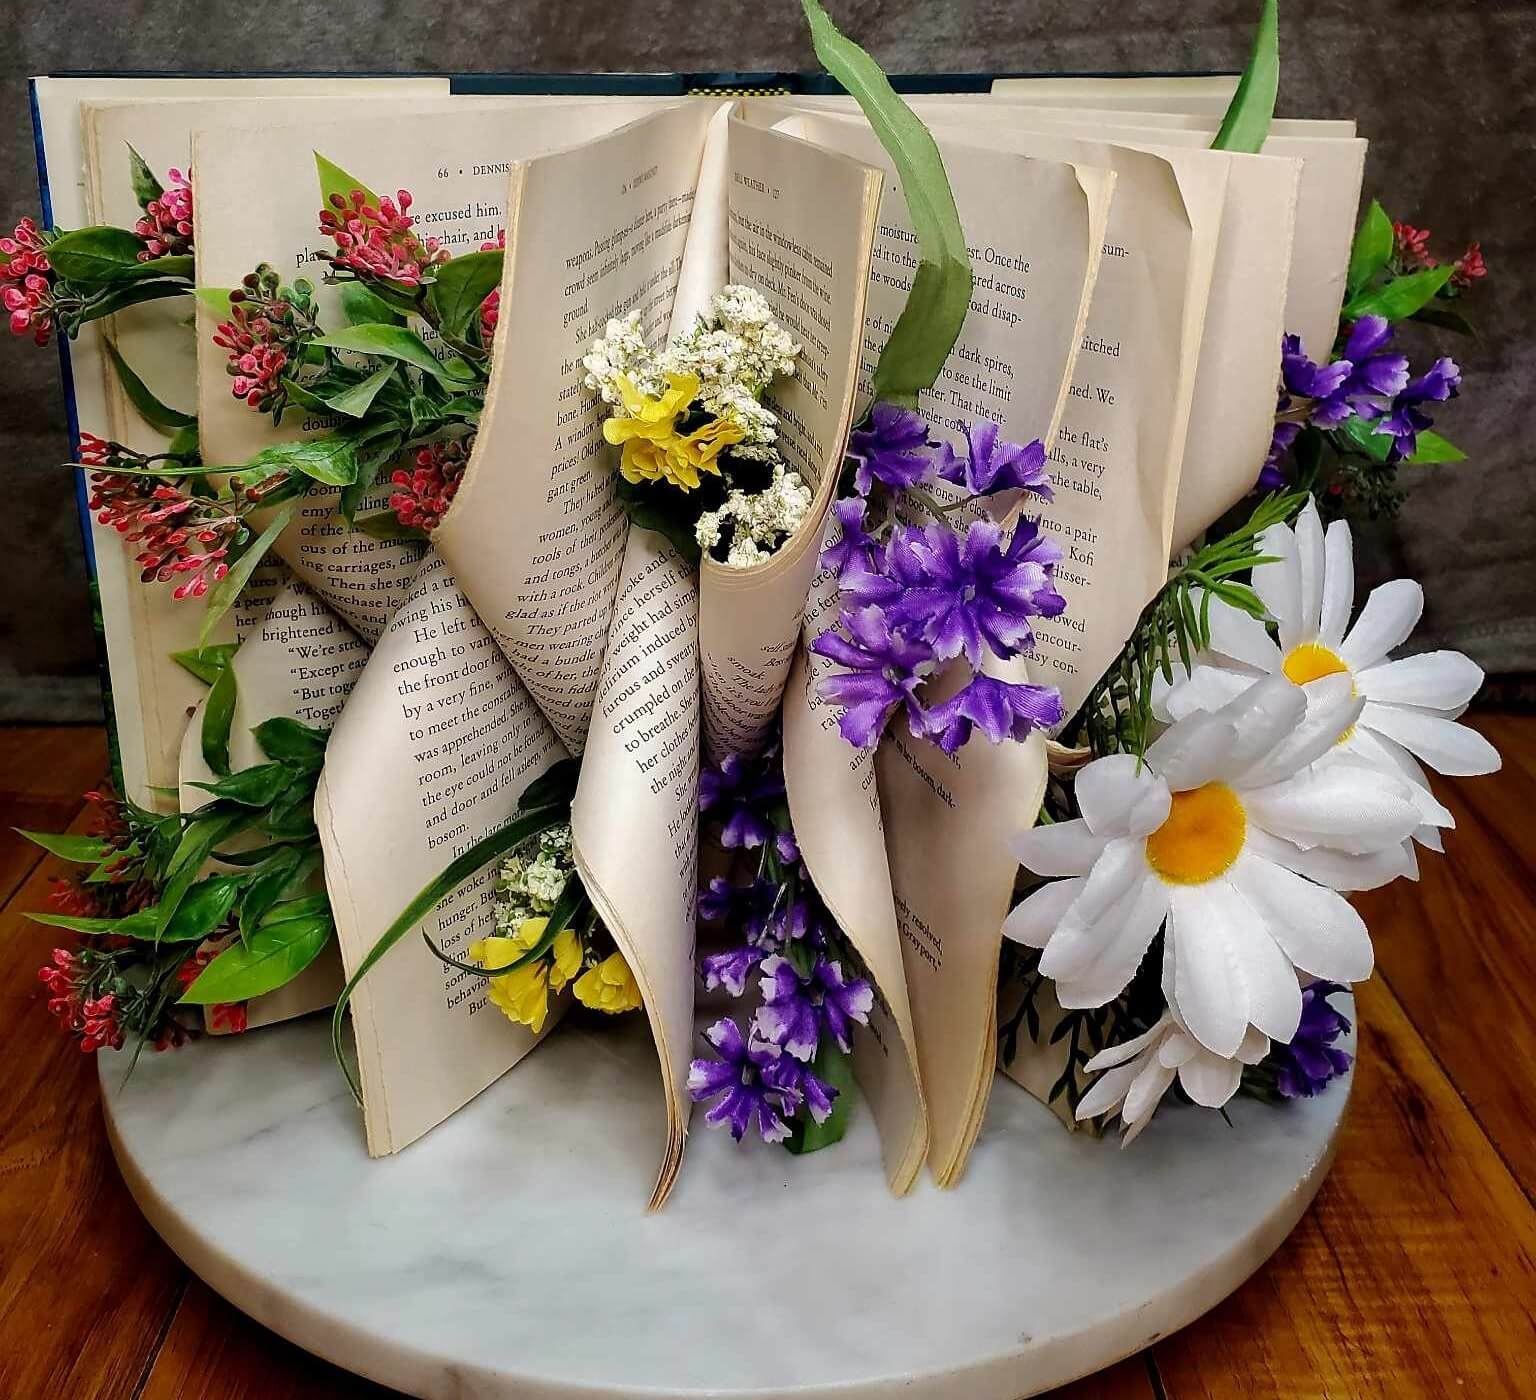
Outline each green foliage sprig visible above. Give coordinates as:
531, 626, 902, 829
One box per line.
1211, 0, 1279, 154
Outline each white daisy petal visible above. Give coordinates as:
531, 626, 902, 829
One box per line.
1157, 1031, 1197, 1069
1167, 883, 1252, 1058
1357, 651, 1485, 711
1417, 826, 1444, 854
1237, 1025, 1271, 1065
1228, 899, 1304, 1043
1157, 663, 1256, 723
1074, 1059, 1139, 1121
1361, 704, 1501, 777
1075, 754, 1171, 838
1039, 841, 1150, 983
1147, 675, 1301, 791
1318, 517, 1355, 650
1002, 877, 1085, 949
1082, 1016, 1169, 1074
1245, 760, 1421, 854
1339, 578, 1423, 670
1252, 519, 1304, 651
1294, 500, 1325, 641
1206, 595, 1283, 672
1177, 1048, 1245, 1108
1229, 852, 1375, 983
1347, 728, 1453, 830
1013, 818, 1107, 876
1122, 1057, 1177, 1128
1053, 874, 1169, 1008
1245, 826, 1415, 892
1234, 673, 1363, 789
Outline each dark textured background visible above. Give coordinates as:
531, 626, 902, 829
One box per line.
2, 1, 1532, 719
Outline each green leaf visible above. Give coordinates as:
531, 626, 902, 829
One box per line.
1407, 431, 1467, 465
253, 716, 329, 769
244, 434, 359, 487
163, 873, 243, 943
194, 286, 234, 318
784, 1042, 858, 1154
340, 282, 406, 327
1342, 264, 1454, 323
1331, 414, 1392, 464
45, 225, 148, 282
1211, 0, 1279, 154
191, 762, 292, 808
167, 422, 201, 462
314, 325, 476, 384
72, 279, 189, 329
106, 254, 195, 285
236, 847, 308, 945
127, 144, 164, 209
426, 249, 503, 342
29, 908, 157, 939
201, 498, 301, 646
518, 757, 582, 813
155, 810, 255, 939
330, 803, 568, 1101
315, 152, 379, 215
1346, 199, 1393, 298
171, 642, 238, 687
320, 363, 397, 419
354, 511, 427, 542
1410, 304, 1478, 339
201, 661, 238, 777
615, 479, 702, 565
801, 0, 972, 406
179, 904, 333, 1004
15, 830, 111, 863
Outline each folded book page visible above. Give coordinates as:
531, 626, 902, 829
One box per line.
317, 551, 568, 1155
193, 100, 672, 641
177, 579, 369, 1032
786, 114, 1111, 1183
692, 115, 882, 763
437, 102, 715, 1206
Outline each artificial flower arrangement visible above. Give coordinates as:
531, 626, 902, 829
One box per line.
10, 0, 1502, 1172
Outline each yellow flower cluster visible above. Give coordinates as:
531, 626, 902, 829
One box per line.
468, 918, 642, 1033
602, 372, 743, 492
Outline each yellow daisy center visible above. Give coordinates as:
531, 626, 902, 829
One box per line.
1281, 641, 1350, 686
1145, 782, 1247, 885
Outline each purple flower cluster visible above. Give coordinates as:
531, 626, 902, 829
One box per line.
1260, 315, 1462, 489
811, 406, 1066, 753
689, 748, 876, 1146
1268, 982, 1353, 1099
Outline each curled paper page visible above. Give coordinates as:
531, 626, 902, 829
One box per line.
317, 551, 568, 1155
695, 116, 882, 762
435, 103, 714, 753
782, 565, 928, 1194
178, 580, 369, 1031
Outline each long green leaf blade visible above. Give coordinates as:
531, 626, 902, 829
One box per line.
1212, 0, 1280, 154
200, 497, 301, 645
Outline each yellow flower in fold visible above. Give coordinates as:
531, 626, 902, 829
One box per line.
549, 926, 583, 993
470, 917, 557, 1034
573, 952, 643, 1014
602, 371, 743, 491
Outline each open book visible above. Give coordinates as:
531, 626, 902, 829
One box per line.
33, 72, 1365, 1199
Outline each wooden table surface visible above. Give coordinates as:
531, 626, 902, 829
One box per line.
1, 717, 1532, 1399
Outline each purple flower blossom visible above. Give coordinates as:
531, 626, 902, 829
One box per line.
699, 751, 784, 850
810, 605, 934, 749
1364, 355, 1461, 461
774, 828, 801, 866
1257, 419, 1301, 492
847, 402, 933, 496
820, 497, 878, 577
1270, 982, 1353, 1099
1281, 318, 1409, 429
688, 1018, 797, 1143
893, 518, 1065, 666
754, 954, 875, 1061
699, 944, 767, 997
934, 421, 1053, 500
924, 673, 1064, 752
765, 1053, 838, 1123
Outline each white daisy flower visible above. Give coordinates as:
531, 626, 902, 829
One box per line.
1006, 674, 1422, 1057
1074, 1008, 1269, 1146
1156, 499, 1499, 851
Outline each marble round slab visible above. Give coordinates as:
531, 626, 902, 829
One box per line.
100, 1008, 1351, 1399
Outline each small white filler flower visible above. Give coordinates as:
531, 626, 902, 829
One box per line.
1156, 499, 1500, 851
1006, 674, 1421, 1058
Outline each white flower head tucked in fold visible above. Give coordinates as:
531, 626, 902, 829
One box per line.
1155, 499, 1500, 852
1073, 1007, 1270, 1146
1006, 674, 1422, 1059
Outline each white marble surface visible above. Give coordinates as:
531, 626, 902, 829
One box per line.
100, 1008, 1352, 1399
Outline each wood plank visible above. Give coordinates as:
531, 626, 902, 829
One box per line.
1043, 1355, 1159, 1398
1362, 759, 1536, 1201
0, 801, 186, 1399
140, 1281, 401, 1400
0, 725, 109, 906
1153, 977, 1536, 1397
